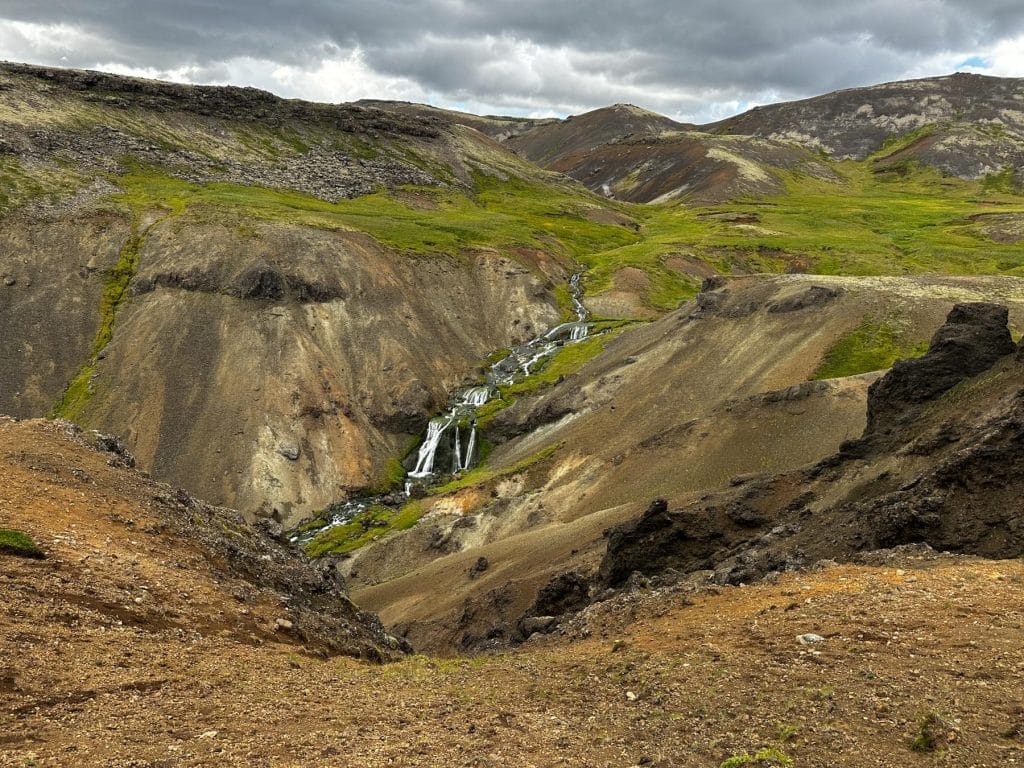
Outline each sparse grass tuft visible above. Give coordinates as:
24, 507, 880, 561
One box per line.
911, 711, 954, 753
0, 529, 45, 559
720, 747, 793, 768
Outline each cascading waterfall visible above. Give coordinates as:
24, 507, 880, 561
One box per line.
462, 424, 477, 472
404, 272, 592, 484
291, 273, 596, 544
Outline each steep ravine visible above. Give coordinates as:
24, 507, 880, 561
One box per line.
3, 207, 565, 525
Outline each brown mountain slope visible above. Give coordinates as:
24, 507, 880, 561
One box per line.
0, 416, 401, 660
597, 302, 1024, 590
3, 446, 1022, 768
505, 104, 836, 203
347, 273, 1024, 651
507, 103, 690, 166
544, 130, 838, 203
708, 72, 1024, 179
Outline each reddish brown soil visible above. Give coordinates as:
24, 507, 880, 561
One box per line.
2, 420, 1023, 766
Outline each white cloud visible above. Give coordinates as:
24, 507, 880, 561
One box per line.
0, 4, 1022, 125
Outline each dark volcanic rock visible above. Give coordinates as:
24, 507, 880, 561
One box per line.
598, 498, 734, 588
598, 304, 1024, 596
865, 302, 1014, 438
529, 571, 591, 617
766, 285, 840, 313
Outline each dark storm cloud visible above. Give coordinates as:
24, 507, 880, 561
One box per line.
0, 0, 1022, 120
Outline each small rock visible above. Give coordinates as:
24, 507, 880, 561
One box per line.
519, 615, 558, 636
3, 276, 15, 286
625, 691, 638, 701
468, 556, 489, 579
198, 730, 218, 739
274, 617, 294, 632
279, 445, 300, 461
797, 633, 826, 645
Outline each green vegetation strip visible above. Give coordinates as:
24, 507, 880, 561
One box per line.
304, 443, 562, 557
0, 529, 45, 559
304, 501, 426, 558
477, 321, 633, 428
52, 214, 156, 422
109, 151, 1024, 322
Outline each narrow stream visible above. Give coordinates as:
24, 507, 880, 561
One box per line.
290, 274, 591, 544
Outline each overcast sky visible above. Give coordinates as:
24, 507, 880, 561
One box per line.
0, 1, 1022, 123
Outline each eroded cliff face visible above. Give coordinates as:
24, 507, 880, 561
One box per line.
0, 212, 129, 416
2, 209, 559, 524
0, 62, 578, 524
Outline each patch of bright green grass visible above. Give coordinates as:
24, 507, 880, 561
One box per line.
675, 161, 1024, 277
112, 165, 637, 262
304, 501, 426, 558
813, 321, 930, 379
0, 529, 45, 559
52, 215, 153, 422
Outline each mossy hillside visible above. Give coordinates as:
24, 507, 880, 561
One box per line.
0, 156, 88, 216
676, 161, 1024, 277
812, 321, 930, 379
103, 149, 1024, 319
304, 501, 427, 558
111, 166, 638, 262
476, 322, 633, 429
0, 528, 45, 559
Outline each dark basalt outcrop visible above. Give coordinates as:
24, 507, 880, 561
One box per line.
864, 302, 1014, 438
597, 302, 1024, 592
5, 62, 441, 137
766, 285, 840, 313
133, 266, 348, 303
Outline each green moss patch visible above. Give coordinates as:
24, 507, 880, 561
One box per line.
0, 529, 45, 559
429, 442, 561, 496
813, 321, 929, 380
304, 501, 426, 558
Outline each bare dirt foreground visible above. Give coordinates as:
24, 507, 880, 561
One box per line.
2, 418, 1023, 767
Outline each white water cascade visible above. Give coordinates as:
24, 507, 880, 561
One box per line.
290, 273, 598, 545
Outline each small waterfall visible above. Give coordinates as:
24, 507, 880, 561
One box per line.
292, 272, 605, 543
404, 272, 593, 483
409, 417, 452, 478
462, 424, 477, 471
452, 425, 463, 473
461, 386, 491, 406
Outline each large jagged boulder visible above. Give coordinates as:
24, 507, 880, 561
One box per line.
865, 303, 1014, 438
597, 498, 735, 588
